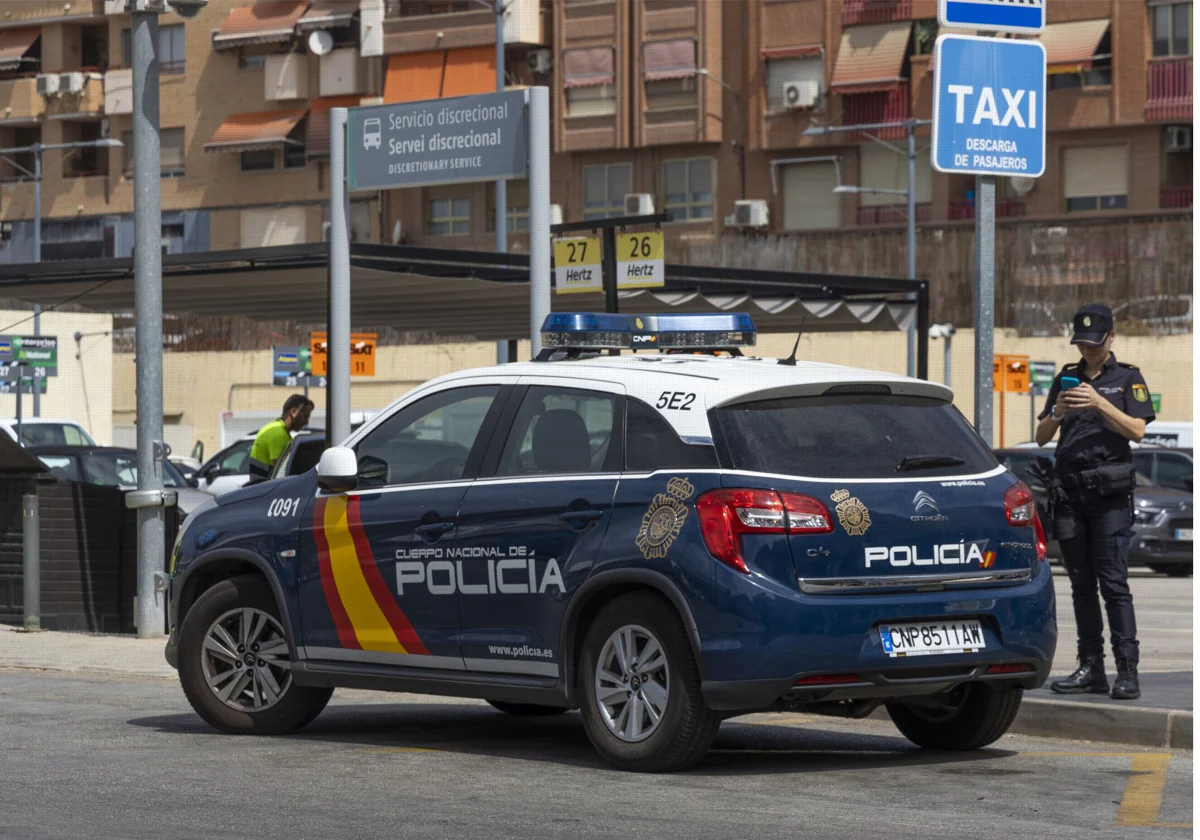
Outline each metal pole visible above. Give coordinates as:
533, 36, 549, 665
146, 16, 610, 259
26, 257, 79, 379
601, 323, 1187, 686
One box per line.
493, 0, 507, 365
1029, 391, 1036, 442
602, 226, 618, 314
329, 107, 351, 445
944, 331, 952, 387
974, 174, 996, 444
14, 365, 22, 445
22, 493, 39, 631
527, 87, 550, 358
132, 6, 164, 638
916, 281, 929, 380
906, 121, 917, 379
32, 145, 41, 417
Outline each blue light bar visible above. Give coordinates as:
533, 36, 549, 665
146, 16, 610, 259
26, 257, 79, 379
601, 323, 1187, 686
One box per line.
540, 312, 757, 353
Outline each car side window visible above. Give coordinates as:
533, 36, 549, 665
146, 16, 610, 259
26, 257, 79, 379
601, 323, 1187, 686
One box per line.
289, 439, 325, 476
1155, 453, 1193, 491
625, 399, 718, 471
63, 425, 88, 446
355, 386, 500, 488
1132, 453, 1155, 484
218, 441, 252, 476
496, 386, 619, 477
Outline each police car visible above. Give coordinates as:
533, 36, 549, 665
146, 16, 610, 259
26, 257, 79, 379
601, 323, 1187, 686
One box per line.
165, 313, 1055, 772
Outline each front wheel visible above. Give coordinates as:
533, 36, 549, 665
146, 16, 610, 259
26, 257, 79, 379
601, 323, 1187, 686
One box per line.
886, 683, 1022, 751
577, 592, 720, 772
1148, 563, 1192, 577
178, 575, 333, 735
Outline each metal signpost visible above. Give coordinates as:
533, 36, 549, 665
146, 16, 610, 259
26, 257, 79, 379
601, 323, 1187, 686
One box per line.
332, 88, 546, 444
271, 345, 325, 390
932, 19, 1045, 445
992, 353, 1029, 447
0, 334, 56, 398
1028, 359, 1056, 440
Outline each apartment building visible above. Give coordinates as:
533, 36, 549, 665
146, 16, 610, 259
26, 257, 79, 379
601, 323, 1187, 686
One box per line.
0, 0, 1190, 263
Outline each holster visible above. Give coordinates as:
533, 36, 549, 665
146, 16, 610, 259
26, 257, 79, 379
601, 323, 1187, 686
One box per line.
1059, 462, 1136, 498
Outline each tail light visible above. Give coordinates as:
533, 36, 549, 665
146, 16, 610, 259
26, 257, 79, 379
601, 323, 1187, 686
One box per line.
1032, 512, 1048, 563
793, 673, 864, 686
985, 663, 1034, 675
1005, 481, 1047, 563
696, 488, 832, 574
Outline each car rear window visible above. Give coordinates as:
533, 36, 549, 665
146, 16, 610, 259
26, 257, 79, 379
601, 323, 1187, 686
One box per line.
711, 394, 998, 479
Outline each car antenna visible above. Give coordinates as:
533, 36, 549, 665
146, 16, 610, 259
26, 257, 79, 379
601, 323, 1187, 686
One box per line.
777, 318, 806, 366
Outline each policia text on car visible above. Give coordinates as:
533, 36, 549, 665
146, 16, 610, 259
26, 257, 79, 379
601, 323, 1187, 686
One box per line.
1035, 304, 1155, 700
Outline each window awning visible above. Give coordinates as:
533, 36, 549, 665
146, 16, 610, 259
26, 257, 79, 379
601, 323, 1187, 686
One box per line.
205, 109, 309, 154
212, 2, 309, 51
307, 95, 364, 158
643, 39, 696, 81
1039, 19, 1110, 73
0, 27, 40, 72
829, 22, 910, 94
296, 0, 358, 32
564, 47, 614, 88
762, 44, 823, 60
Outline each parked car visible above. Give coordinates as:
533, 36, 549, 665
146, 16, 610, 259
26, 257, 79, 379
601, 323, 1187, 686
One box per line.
995, 447, 1192, 576
0, 418, 96, 447
28, 445, 216, 517
1131, 447, 1193, 493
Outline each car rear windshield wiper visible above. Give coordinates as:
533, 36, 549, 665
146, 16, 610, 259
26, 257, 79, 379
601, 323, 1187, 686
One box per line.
895, 455, 968, 472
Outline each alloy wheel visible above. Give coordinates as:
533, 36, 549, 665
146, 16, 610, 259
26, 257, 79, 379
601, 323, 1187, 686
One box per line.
594, 624, 670, 743
201, 607, 292, 712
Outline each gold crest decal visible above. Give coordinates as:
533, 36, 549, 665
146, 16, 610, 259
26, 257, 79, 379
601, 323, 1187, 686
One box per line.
635, 317, 645, 330
831, 489, 872, 536
1132, 383, 1149, 403
636, 477, 695, 560
1082, 315, 1092, 327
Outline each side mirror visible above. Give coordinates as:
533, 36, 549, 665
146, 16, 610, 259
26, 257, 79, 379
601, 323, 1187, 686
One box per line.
317, 447, 359, 493
191, 440, 204, 462
199, 462, 219, 482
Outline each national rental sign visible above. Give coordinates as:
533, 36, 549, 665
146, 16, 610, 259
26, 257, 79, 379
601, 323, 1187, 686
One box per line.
0, 334, 58, 381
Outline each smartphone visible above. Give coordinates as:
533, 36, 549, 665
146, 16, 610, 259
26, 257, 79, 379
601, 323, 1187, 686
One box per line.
1060, 376, 1081, 390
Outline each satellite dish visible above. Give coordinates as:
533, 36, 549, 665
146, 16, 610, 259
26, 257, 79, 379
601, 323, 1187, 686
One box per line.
308, 29, 334, 56
1009, 176, 1036, 196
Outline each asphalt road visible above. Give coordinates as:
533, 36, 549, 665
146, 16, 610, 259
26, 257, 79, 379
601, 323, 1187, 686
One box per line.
1, 670, 1190, 840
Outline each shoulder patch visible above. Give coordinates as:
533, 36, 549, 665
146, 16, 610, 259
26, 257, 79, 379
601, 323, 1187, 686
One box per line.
1060, 362, 1079, 372
1118, 362, 1140, 371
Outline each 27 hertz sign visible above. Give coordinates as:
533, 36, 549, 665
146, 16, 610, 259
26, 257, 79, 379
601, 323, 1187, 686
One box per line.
310, 332, 378, 377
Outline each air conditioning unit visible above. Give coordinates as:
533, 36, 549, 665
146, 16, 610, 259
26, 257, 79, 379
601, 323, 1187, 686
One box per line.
729, 199, 769, 228
549, 203, 563, 226
624, 193, 654, 216
527, 48, 552, 75
1166, 125, 1191, 152
61, 72, 85, 94
782, 80, 820, 110
36, 74, 60, 97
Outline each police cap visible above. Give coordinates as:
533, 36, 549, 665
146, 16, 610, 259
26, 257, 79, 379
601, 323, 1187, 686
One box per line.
1069, 303, 1113, 346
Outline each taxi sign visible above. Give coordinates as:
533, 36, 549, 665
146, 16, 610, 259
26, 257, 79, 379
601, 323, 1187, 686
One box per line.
554, 237, 602, 294
992, 354, 1029, 393
310, 332, 378, 378
616, 231, 665, 290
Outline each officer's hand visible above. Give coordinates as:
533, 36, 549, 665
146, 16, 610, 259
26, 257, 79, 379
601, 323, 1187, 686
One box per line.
1063, 382, 1102, 411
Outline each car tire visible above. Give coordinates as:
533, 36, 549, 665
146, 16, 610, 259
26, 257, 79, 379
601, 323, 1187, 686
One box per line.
486, 700, 569, 716
886, 683, 1022, 751
577, 592, 720, 772
1147, 564, 1191, 577
178, 575, 333, 735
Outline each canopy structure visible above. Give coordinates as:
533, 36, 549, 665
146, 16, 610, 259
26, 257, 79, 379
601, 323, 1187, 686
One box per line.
0, 242, 930, 373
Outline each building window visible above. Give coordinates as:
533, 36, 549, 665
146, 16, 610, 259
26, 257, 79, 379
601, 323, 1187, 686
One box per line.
566, 84, 616, 118
283, 120, 306, 169
781, 162, 840, 230
1152, 2, 1192, 57
240, 149, 276, 172
645, 77, 697, 112
239, 52, 268, 70
428, 195, 470, 235
582, 163, 631, 220
162, 222, 185, 254
663, 158, 713, 222
488, 181, 530, 233
124, 127, 185, 176
121, 24, 184, 73
1063, 145, 1128, 213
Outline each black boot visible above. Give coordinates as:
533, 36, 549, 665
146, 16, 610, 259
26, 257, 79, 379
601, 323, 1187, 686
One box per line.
1111, 659, 1141, 700
1050, 654, 1110, 694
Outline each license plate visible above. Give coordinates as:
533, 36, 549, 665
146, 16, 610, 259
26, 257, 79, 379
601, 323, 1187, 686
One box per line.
878, 620, 985, 657
1175, 528, 1192, 541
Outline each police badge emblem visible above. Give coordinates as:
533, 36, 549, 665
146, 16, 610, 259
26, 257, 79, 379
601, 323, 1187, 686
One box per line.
1082, 315, 1092, 327
831, 489, 871, 536
1132, 383, 1149, 402
636, 477, 695, 560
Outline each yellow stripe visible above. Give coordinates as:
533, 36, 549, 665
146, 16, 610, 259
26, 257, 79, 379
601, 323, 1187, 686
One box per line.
323, 495, 405, 653
1115, 753, 1173, 827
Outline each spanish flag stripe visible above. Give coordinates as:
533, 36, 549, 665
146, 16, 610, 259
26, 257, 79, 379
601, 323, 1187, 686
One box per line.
322, 495, 405, 653
313, 498, 360, 650
344, 496, 431, 655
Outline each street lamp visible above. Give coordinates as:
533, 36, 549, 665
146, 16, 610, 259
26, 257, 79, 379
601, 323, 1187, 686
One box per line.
696, 68, 745, 200
0, 136, 124, 415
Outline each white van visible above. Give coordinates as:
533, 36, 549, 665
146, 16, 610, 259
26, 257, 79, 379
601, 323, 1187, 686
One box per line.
1138, 421, 1192, 449
0, 418, 96, 447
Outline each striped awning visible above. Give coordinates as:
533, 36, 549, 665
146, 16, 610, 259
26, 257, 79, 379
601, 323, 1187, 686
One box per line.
563, 47, 614, 89
212, 2, 309, 51
296, 0, 358, 31
0, 27, 40, 72
762, 44, 823, 60
1039, 19, 1110, 73
829, 22, 911, 94
643, 39, 696, 82
204, 109, 309, 154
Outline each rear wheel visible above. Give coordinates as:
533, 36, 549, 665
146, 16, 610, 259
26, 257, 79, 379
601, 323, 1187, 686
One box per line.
1148, 564, 1191, 577
577, 592, 720, 772
886, 683, 1022, 750
486, 700, 568, 716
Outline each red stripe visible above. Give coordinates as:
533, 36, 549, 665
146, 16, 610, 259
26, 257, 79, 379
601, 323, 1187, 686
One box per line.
345, 495, 430, 655
314, 497, 360, 650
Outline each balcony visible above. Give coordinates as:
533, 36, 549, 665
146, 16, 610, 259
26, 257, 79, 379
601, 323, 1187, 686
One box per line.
857, 203, 931, 226
1147, 57, 1192, 122
0, 77, 44, 125
948, 198, 1028, 220
383, 0, 543, 53
45, 74, 103, 120
104, 68, 131, 115
842, 83, 909, 140
3, 1, 104, 25
1160, 185, 1192, 210
842, 0, 911, 27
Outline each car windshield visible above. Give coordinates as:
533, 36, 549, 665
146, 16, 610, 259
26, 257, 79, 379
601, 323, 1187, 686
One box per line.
77, 452, 185, 488
20, 423, 95, 447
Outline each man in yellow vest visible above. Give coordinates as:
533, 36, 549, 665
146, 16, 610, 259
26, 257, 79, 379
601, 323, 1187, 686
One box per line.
249, 395, 313, 479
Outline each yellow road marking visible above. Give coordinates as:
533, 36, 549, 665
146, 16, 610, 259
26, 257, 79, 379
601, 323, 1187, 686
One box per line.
1115, 753, 1174, 828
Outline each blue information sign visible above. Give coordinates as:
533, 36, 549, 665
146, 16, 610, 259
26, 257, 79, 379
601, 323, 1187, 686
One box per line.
931, 35, 1046, 178
938, 0, 1044, 35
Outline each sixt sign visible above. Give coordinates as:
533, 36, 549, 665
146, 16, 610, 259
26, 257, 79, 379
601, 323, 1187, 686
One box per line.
346, 90, 528, 192
931, 35, 1046, 178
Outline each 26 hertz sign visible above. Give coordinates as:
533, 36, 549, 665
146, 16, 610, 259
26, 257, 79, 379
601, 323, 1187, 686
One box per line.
310, 332, 378, 377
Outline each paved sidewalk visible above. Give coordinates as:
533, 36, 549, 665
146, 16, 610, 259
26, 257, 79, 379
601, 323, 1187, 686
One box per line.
0, 624, 176, 679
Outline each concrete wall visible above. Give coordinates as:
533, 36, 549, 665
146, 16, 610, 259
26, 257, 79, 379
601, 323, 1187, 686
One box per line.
0, 309, 113, 445
113, 331, 1191, 455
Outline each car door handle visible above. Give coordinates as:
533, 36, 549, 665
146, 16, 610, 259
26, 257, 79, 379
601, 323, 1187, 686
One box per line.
559, 509, 604, 524
415, 521, 455, 539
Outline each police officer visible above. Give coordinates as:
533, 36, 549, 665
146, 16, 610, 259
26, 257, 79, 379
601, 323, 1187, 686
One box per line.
1035, 304, 1155, 700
